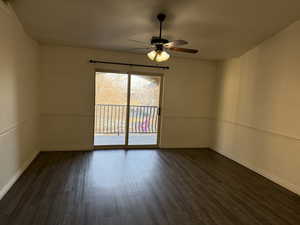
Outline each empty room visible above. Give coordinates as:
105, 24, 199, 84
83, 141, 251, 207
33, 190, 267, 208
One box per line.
0, 0, 300, 224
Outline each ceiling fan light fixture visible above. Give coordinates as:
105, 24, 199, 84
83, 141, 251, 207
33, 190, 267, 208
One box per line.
147, 50, 170, 62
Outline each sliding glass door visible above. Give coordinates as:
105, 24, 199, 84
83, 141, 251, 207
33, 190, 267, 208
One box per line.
94, 71, 162, 148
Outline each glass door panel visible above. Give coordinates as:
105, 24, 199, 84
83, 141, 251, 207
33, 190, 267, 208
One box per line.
94, 72, 128, 146
128, 75, 161, 145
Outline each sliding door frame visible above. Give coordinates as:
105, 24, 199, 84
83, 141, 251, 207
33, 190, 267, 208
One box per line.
93, 68, 164, 150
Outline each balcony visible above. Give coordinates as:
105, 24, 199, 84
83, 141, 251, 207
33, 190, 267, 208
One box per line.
94, 104, 159, 146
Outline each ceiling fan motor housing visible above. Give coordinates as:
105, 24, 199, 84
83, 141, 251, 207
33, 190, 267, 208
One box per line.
151, 36, 169, 45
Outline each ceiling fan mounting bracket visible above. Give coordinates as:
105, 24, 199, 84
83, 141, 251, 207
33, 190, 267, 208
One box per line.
157, 13, 166, 22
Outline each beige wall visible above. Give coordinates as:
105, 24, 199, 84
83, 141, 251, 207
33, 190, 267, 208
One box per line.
0, 3, 40, 199
213, 20, 300, 195
40, 45, 217, 150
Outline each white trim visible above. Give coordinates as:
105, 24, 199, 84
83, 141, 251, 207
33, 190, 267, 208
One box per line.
40, 145, 93, 151
0, 150, 39, 200
40, 113, 92, 117
212, 119, 300, 142
0, 117, 39, 137
212, 119, 300, 195
160, 146, 210, 149
163, 115, 213, 120
0, 120, 27, 137
160, 147, 209, 150
211, 148, 300, 196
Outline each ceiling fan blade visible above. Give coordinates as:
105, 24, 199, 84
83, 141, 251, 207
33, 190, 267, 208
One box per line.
169, 47, 198, 54
164, 40, 188, 48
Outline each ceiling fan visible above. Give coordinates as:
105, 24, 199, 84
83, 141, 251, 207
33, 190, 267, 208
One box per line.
136, 13, 199, 62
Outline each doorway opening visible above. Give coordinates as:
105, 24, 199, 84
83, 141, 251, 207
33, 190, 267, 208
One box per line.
94, 71, 162, 148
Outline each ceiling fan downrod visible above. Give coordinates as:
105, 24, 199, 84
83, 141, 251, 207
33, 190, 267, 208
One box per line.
157, 13, 166, 39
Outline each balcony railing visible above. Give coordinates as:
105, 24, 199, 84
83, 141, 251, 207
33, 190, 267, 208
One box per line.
94, 104, 159, 134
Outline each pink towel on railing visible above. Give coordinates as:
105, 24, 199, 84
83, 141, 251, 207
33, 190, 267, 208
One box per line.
139, 120, 150, 132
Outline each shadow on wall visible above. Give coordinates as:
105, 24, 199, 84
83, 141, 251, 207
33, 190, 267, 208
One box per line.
212, 57, 278, 161
213, 51, 289, 158
212, 50, 300, 194
0, 2, 39, 196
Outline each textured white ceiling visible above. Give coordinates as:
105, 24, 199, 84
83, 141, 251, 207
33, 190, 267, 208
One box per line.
12, 0, 300, 59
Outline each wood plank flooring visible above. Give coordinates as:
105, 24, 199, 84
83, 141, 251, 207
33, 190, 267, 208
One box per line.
0, 149, 299, 225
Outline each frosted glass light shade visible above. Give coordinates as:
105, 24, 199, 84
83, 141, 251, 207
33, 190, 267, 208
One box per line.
147, 50, 170, 62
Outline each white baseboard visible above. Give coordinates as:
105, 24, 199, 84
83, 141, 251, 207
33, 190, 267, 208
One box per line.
160, 147, 210, 150
0, 150, 39, 200
160, 144, 210, 149
42, 146, 210, 151
211, 148, 300, 196
40, 145, 93, 151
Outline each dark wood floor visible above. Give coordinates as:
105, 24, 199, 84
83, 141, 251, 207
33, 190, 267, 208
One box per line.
0, 149, 299, 225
